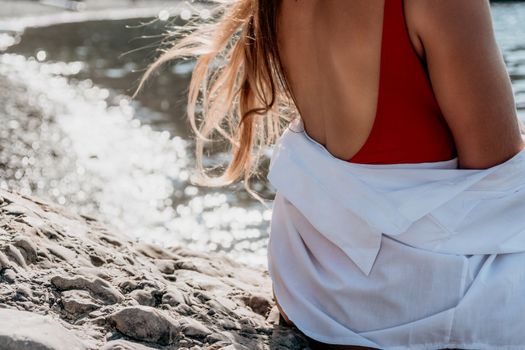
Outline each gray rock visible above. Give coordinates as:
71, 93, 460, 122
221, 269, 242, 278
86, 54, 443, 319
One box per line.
238, 317, 263, 334
241, 293, 272, 317
51, 275, 124, 304
108, 306, 181, 345
118, 280, 139, 293
0, 251, 11, 269
207, 298, 235, 315
1, 268, 16, 284
0, 308, 87, 350
128, 289, 156, 307
15, 285, 33, 300
4, 244, 27, 268
155, 259, 175, 275
13, 237, 38, 264
3, 204, 30, 216
61, 290, 100, 318
218, 319, 240, 331
173, 303, 194, 316
161, 287, 185, 307
179, 317, 212, 339
206, 332, 231, 343
208, 331, 237, 343
89, 254, 105, 267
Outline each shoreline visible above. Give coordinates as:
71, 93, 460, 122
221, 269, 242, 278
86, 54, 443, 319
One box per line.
0, 1, 203, 32
0, 0, 272, 268
0, 2, 310, 348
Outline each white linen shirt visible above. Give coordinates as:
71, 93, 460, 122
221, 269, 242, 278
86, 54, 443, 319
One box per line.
266, 118, 525, 349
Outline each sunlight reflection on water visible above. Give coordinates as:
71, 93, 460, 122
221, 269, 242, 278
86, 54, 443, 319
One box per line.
0, 52, 272, 267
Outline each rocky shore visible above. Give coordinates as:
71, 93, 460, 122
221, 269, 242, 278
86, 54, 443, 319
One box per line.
0, 2, 312, 349
0, 188, 311, 349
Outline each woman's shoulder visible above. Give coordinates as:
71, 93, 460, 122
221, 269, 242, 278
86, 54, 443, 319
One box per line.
406, 0, 525, 169
407, 0, 493, 40
404, 0, 494, 61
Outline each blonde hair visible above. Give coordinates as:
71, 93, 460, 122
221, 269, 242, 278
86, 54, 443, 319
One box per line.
134, 0, 295, 204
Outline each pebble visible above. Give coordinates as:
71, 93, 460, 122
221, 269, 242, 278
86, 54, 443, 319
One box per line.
161, 287, 186, 306
219, 319, 240, 331
207, 299, 234, 315
61, 290, 100, 318
173, 303, 195, 316
13, 237, 38, 264
0, 251, 11, 269
118, 279, 139, 293
179, 317, 212, 339
129, 289, 156, 307
238, 317, 259, 334
51, 275, 124, 304
193, 290, 212, 303
15, 285, 33, 300
108, 306, 181, 345
89, 254, 105, 267
241, 293, 272, 317
2, 268, 16, 284
206, 332, 231, 343
4, 244, 27, 268
155, 259, 176, 274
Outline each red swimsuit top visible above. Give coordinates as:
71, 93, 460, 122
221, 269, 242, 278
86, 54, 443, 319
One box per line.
348, 0, 457, 164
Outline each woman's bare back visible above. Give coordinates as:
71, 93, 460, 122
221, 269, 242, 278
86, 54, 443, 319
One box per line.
278, 0, 388, 161
277, 0, 524, 168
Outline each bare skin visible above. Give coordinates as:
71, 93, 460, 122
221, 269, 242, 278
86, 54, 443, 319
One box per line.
274, 0, 524, 348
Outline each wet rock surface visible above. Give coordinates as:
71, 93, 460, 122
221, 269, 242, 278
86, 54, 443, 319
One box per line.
0, 188, 312, 349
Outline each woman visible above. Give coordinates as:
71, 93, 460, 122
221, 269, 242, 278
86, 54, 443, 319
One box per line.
137, 0, 525, 348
